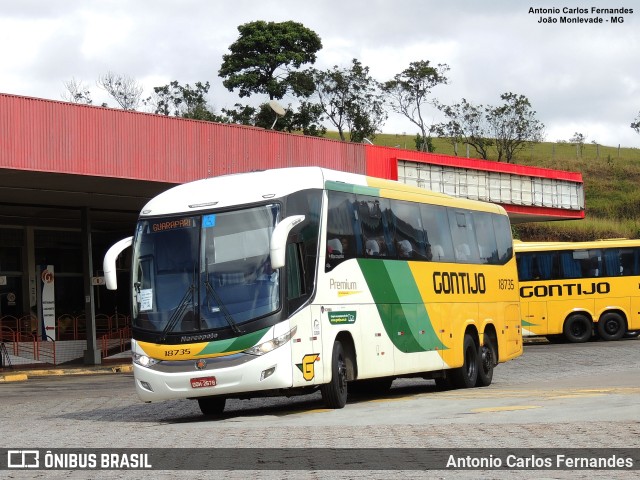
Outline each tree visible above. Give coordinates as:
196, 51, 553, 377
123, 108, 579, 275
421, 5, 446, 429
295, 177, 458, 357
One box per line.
97, 72, 143, 110
435, 98, 494, 159
570, 132, 586, 158
61, 78, 93, 105
144, 81, 226, 122
383, 60, 449, 151
632, 112, 640, 134
310, 59, 387, 142
223, 101, 326, 136
218, 20, 322, 100
486, 92, 545, 163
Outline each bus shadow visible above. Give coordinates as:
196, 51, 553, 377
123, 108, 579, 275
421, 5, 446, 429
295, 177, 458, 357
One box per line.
54, 380, 443, 424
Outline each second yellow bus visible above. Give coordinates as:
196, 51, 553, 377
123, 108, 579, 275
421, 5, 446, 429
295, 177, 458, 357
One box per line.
515, 239, 640, 342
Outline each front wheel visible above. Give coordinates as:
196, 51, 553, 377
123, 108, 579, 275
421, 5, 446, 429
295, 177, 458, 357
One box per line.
197, 396, 226, 416
449, 334, 479, 389
321, 341, 348, 408
563, 314, 592, 343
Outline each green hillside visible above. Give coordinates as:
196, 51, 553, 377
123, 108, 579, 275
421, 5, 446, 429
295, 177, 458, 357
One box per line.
326, 132, 640, 241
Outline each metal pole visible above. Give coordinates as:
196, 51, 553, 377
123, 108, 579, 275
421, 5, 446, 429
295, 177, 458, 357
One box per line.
82, 207, 101, 365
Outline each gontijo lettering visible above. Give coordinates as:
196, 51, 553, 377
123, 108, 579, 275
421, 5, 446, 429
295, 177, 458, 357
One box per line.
433, 272, 486, 294
520, 282, 610, 298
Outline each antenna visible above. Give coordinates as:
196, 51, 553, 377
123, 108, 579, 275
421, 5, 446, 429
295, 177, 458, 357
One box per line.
268, 100, 286, 129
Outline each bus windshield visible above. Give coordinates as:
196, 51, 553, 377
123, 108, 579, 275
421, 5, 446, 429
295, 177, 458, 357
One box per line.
131, 204, 281, 336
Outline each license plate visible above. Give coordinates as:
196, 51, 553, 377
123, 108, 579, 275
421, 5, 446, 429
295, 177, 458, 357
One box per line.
190, 376, 216, 388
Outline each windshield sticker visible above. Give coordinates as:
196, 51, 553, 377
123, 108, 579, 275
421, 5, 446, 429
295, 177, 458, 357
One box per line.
328, 311, 356, 325
203, 214, 216, 228
140, 289, 153, 311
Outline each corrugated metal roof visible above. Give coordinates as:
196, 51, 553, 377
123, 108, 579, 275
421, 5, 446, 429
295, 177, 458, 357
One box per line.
0, 93, 366, 182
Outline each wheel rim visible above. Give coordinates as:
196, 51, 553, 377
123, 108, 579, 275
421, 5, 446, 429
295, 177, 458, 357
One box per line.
571, 321, 586, 337
604, 319, 619, 335
480, 345, 493, 373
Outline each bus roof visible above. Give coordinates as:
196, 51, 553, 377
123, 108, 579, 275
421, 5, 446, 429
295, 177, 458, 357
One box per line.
139, 166, 508, 217
514, 238, 640, 252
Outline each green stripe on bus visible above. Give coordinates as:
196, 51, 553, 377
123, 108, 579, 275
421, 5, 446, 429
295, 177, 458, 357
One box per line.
196, 327, 270, 355
358, 259, 446, 352
325, 180, 380, 197
521, 320, 537, 327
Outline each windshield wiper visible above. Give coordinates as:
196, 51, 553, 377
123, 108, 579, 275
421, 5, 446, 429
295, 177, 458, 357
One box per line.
159, 283, 195, 342
204, 257, 242, 334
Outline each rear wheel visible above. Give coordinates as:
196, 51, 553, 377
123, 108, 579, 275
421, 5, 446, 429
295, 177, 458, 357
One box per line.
563, 314, 592, 343
449, 334, 479, 389
197, 397, 226, 416
321, 341, 348, 408
476, 337, 495, 387
597, 312, 626, 341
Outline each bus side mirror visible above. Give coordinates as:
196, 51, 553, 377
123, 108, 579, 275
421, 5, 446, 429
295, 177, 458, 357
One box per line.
270, 215, 305, 269
103, 236, 133, 290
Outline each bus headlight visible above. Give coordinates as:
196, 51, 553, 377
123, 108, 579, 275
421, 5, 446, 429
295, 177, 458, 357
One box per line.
244, 326, 297, 356
132, 353, 160, 367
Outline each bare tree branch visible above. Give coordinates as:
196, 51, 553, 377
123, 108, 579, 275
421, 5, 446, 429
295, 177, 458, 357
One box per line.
97, 72, 143, 110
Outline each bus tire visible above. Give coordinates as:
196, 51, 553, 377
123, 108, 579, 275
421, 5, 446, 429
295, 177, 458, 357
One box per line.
476, 338, 495, 387
449, 334, 479, 389
563, 314, 592, 343
597, 312, 626, 341
321, 341, 348, 408
197, 396, 226, 416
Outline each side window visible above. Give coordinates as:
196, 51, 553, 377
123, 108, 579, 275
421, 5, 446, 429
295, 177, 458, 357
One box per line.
518, 252, 556, 281
286, 243, 303, 300
448, 209, 480, 264
325, 191, 358, 271
421, 204, 455, 262
390, 200, 427, 260
559, 251, 583, 279
493, 214, 513, 264
286, 189, 321, 295
619, 248, 637, 276
570, 249, 601, 278
603, 248, 623, 277
516, 253, 533, 281
473, 212, 499, 265
536, 252, 557, 280
357, 196, 395, 258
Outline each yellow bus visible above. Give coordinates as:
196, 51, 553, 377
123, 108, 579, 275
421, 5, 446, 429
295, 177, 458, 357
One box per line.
104, 167, 522, 415
515, 239, 640, 342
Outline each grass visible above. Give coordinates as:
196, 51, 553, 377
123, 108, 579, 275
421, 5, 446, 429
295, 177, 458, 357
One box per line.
324, 131, 640, 241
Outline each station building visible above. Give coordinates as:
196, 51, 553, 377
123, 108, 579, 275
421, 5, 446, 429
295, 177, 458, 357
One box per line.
0, 93, 584, 366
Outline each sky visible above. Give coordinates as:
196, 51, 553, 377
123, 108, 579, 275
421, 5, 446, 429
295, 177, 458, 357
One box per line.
1, 0, 639, 148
